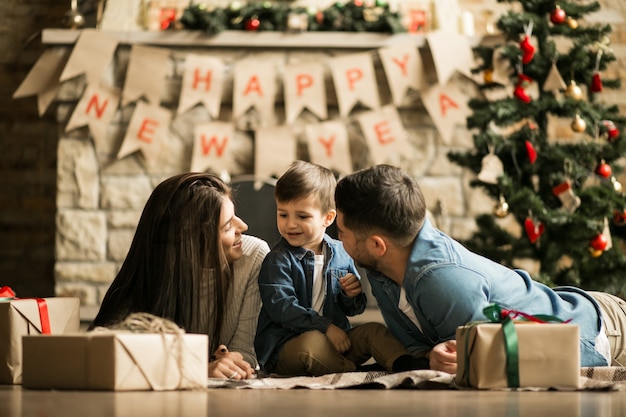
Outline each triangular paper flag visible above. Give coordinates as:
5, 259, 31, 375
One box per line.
59, 29, 118, 85
422, 81, 471, 144
357, 105, 411, 165
304, 121, 352, 175
190, 121, 235, 173
13, 48, 69, 116
117, 102, 172, 167
378, 43, 424, 106
543, 62, 567, 92
254, 126, 296, 179
426, 30, 474, 85
122, 45, 170, 106
233, 59, 277, 127
284, 61, 327, 123
329, 53, 380, 117
178, 54, 225, 118
65, 83, 121, 152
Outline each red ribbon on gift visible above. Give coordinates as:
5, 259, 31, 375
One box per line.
0, 286, 51, 334
0, 286, 15, 298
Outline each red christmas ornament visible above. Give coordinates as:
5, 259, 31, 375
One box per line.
520, 35, 535, 64
596, 160, 612, 178
550, 5, 567, 25
591, 72, 603, 93
245, 17, 261, 31
524, 217, 545, 244
589, 233, 609, 251
514, 85, 531, 103
525, 140, 537, 164
602, 120, 619, 141
354, 0, 364, 6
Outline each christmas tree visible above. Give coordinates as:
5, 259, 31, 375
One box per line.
448, 0, 626, 296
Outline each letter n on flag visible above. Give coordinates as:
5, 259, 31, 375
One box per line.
422, 81, 471, 145
190, 121, 235, 174
65, 83, 121, 152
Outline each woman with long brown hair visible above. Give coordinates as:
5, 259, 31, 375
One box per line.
89, 172, 269, 379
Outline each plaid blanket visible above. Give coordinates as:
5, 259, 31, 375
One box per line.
206, 367, 626, 391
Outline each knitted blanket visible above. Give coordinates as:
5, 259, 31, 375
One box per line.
206, 367, 626, 391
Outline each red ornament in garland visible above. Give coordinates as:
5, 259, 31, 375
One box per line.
613, 210, 626, 226
596, 160, 612, 178
245, 17, 261, 31
550, 5, 567, 25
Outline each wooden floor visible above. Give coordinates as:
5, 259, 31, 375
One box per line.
3, 385, 626, 417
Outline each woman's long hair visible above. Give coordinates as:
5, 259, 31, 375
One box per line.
90, 173, 232, 344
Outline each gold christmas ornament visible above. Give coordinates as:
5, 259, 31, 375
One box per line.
589, 248, 603, 258
484, 68, 494, 84
566, 17, 578, 29
612, 176, 623, 192
565, 80, 583, 100
493, 195, 509, 218
571, 114, 587, 132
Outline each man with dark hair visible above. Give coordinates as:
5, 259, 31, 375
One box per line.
335, 164, 626, 373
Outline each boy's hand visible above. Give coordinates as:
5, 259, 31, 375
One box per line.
339, 273, 362, 298
325, 323, 351, 353
428, 340, 457, 374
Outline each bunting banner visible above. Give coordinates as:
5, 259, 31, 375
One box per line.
59, 29, 118, 85
378, 44, 425, 106
15, 29, 481, 172
233, 58, 277, 126
65, 83, 121, 152
178, 54, 225, 117
190, 121, 235, 174
426, 31, 474, 85
284, 61, 327, 123
422, 80, 472, 145
12, 48, 70, 116
329, 52, 380, 117
122, 45, 171, 107
117, 102, 172, 167
305, 121, 352, 176
357, 105, 411, 165
254, 126, 296, 179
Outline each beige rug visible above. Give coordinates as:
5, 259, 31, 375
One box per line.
206, 367, 626, 391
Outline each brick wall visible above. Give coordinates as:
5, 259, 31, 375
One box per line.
2, 0, 626, 319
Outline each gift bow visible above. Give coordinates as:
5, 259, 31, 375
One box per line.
481, 304, 568, 388
0, 286, 51, 334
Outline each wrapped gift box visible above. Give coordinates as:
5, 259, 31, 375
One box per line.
22, 332, 208, 391
0, 297, 80, 384
456, 322, 580, 389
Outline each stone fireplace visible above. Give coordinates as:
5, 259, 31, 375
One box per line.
43, 29, 489, 321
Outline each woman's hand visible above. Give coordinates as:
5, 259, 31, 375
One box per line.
428, 340, 457, 374
208, 345, 254, 380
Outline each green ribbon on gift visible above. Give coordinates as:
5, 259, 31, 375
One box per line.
463, 304, 568, 388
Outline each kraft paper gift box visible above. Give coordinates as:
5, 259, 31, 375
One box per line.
456, 322, 580, 389
0, 296, 80, 384
22, 332, 208, 391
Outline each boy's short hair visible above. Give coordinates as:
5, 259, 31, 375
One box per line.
275, 160, 336, 213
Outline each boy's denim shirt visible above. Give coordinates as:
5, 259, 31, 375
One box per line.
255, 234, 365, 371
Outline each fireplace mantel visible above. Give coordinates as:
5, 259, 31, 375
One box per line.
42, 28, 492, 49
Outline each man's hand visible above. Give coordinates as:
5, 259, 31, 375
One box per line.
428, 340, 457, 374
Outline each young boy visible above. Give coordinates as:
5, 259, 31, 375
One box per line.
254, 160, 427, 376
